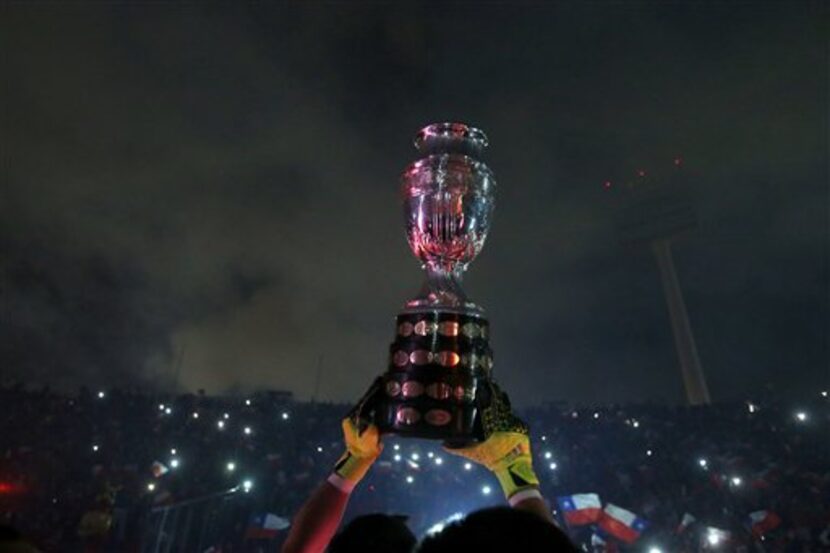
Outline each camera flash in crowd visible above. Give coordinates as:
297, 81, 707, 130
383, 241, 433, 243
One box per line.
411, 453, 419, 461
393, 444, 400, 451
192, 412, 199, 419
434, 457, 443, 466
97, 391, 105, 399
217, 420, 225, 430
226, 462, 236, 472
549, 462, 558, 470
464, 462, 472, 471
243, 426, 252, 435
394, 454, 401, 462
649, 548, 662, 553
242, 479, 253, 493
245, 399, 251, 406
164, 407, 172, 415
406, 475, 414, 484
147, 483, 155, 492
699, 458, 708, 468
158, 404, 165, 411
795, 412, 807, 422
481, 485, 492, 495
316, 446, 323, 453
92, 444, 99, 452
281, 412, 290, 420
544, 451, 552, 459
170, 458, 180, 469
821, 390, 828, 398
646, 449, 653, 456
730, 476, 741, 487
170, 448, 177, 455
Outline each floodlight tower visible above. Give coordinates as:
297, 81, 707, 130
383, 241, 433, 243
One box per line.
606, 159, 711, 405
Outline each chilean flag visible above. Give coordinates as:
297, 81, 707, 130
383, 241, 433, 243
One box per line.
244, 513, 290, 540
748, 510, 781, 537
556, 494, 602, 526
597, 504, 648, 544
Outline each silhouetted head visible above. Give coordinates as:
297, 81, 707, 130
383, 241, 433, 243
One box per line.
328, 513, 416, 553
417, 507, 578, 553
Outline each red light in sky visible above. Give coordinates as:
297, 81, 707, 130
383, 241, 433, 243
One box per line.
674, 157, 683, 166
603, 180, 612, 189
0, 482, 17, 494
637, 169, 647, 177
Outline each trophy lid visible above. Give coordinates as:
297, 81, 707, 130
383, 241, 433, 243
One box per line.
414, 122, 489, 159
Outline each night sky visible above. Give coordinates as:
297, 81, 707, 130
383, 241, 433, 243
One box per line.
1, 2, 826, 405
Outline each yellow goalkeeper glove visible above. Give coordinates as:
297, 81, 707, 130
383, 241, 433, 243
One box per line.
328, 379, 384, 493
445, 382, 541, 504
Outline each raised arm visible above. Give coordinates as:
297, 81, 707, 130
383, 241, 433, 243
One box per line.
443, 384, 554, 525
282, 394, 384, 553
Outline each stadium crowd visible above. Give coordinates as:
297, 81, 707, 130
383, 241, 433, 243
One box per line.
0, 381, 828, 552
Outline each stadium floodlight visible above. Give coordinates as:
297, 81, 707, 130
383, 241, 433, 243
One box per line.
481, 485, 492, 495
795, 412, 807, 422
226, 462, 236, 472
97, 391, 105, 399
242, 479, 253, 493
147, 483, 155, 492
406, 475, 415, 484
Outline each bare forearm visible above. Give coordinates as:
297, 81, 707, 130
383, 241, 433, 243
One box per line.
512, 494, 555, 525
282, 481, 350, 553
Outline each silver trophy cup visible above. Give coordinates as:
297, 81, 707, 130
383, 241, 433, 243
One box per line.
374, 122, 497, 444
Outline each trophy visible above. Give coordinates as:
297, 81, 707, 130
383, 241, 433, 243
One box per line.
373, 122, 497, 445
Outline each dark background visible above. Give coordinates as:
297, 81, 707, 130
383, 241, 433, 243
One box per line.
1, 2, 826, 405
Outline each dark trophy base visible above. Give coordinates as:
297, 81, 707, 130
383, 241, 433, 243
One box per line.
374, 311, 493, 446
